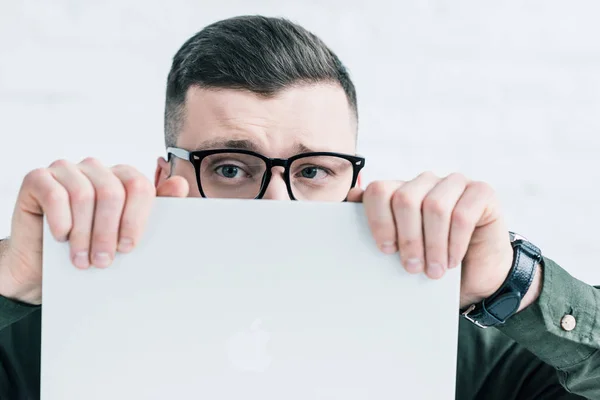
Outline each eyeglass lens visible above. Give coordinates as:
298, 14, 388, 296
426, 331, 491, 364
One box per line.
198, 153, 354, 201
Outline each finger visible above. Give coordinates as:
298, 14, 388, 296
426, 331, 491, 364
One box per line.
392, 172, 439, 274
156, 175, 190, 198
50, 160, 96, 269
346, 187, 364, 203
78, 158, 126, 268
111, 165, 156, 253
19, 168, 72, 242
422, 173, 468, 279
363, 181, 404, 254
448, 181, 495, 270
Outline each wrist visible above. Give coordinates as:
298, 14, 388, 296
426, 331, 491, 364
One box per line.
0, 275, 41, 305
516, 263, 543, 313
0, 239, 41, 305
0, 271, 42, 305
461, 232, 541, 328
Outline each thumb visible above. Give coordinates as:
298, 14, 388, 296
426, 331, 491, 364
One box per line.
346, 187, 364, 203
156, 175, 190, 198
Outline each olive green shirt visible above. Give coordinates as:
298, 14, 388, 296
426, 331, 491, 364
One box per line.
0, 257, 598, 399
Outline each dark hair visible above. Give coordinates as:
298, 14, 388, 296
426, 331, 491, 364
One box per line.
164, 15, 357, 147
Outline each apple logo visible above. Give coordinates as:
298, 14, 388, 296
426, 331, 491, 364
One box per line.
226, 318, 272, 372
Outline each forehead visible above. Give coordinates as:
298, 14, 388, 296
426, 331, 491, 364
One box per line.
177, 83, 357, 156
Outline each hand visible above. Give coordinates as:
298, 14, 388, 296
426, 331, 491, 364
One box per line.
348, 172, 518, 309
0, 158, 189, 305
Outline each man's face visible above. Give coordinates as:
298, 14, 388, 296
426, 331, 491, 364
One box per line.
160, 83, 358, 200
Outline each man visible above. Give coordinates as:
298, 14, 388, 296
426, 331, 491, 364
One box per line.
0, 15, 597, 400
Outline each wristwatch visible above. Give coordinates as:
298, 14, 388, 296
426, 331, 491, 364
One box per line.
460, 231, 542, 328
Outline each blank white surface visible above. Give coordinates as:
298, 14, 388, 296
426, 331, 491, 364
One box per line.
41, 198, 461, 400
1, 1, 599, 287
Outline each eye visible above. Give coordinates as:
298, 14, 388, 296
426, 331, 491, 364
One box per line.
215, 165, 245, 178
298, 166, 328, 180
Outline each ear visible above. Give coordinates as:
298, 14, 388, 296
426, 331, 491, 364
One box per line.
154, 157, 171, 188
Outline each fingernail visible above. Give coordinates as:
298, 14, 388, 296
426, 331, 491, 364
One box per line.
73, 252, 89, 269
428, 262, 445, 279
92, 252, 112, 268
448, 258, 459, 269
404, 258, 423, 273
380, 242, 398, 254
118, 238, 134, 253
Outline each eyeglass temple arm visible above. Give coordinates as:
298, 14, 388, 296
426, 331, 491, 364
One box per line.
166, 147, 191, 162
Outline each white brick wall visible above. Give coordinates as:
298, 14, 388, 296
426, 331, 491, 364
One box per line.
1, 1, 599, 283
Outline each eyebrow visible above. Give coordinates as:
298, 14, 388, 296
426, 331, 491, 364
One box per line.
193, 139, 317, 154
194, 139, 259, 151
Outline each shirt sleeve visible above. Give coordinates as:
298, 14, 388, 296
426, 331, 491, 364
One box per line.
497, 256, 600, 398
0, 295, 42, 399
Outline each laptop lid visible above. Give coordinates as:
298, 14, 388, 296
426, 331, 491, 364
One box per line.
42, 198, 460, 399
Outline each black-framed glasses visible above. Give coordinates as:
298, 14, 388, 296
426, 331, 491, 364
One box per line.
167, 147, 366, 202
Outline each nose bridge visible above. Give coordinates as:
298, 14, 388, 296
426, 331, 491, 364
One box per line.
270, 158, 288, 168
262, 158, 290, 200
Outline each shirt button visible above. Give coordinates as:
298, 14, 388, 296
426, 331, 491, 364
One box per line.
560, 314, 577, 332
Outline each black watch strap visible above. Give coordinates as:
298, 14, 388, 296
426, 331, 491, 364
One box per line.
461, 232, 542, 328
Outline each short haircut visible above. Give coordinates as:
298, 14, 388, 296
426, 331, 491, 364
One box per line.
164, 15, 357, 147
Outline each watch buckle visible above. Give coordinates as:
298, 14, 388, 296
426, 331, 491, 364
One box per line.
462, 304, 488, 329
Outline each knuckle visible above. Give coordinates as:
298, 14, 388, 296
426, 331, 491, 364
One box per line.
111, 164, 134, 173
364, 181, 392, 198
23, 168, 49, 186
447, 172, 467, 183
419, 170, 438, 180
51, 222, 71, 239
392, 189, 418, 210
124, 176, 154, 196
447, 244, 463, 257
80, 157, 102, 167
69, 186, 95, 205
43, 186, 68, 206
91, 232, 118, 249
422, 196, 447, 217
68, 229, 90, 244
49, 159, 71, 169
118, 218, 140, 237
470, 180, 494, 196
451, 208, 472, 228
424, 241, 444, 255
398, 237, 420, 250
95, 183, 125, 204
369, 220, 394, 238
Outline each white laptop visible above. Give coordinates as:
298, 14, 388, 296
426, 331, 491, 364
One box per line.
41, 198, 460, 399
